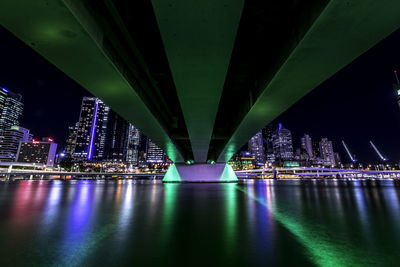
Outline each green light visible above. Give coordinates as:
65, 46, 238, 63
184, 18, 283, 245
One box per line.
224, 183, 237, 255
0, 0, 184, 163
151, 0, 244, 162
235, 185, 379, 266
219, 164, 238, 182
160, 183, 179, 250
397, 89, 400, 96
284, 161, 300, 167
163, 164, 182, 182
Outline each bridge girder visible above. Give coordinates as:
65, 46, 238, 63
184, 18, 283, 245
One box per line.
1, 0, 399, 163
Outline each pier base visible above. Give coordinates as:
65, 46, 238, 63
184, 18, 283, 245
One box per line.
163, 163, 238, 183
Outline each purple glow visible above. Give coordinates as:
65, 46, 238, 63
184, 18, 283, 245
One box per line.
2, 87, 8, 93
164, 163, 237, 182
87, 101, 99, 160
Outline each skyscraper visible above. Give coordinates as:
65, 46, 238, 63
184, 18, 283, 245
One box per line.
126, 124, 141, 167
73, 97, 109, 161
272, 123, 293, 161
248, 130, 265, 166
262, 124, 275, 163
312, 140, 321, 159
334, 152, 341, 166
146, 138, 165, 164
301, 134, 313, 159
319, 138, 336, 167
103, 110, 129, 162
0, 87, 23, 133
311, 139, 324, 165
0, 126, 31, 162
65, 123, 78, 158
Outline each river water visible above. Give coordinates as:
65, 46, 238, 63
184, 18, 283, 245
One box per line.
0, 179, 399, 266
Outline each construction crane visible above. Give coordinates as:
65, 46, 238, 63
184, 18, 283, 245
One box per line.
369, 141, 388, 161
342, 140, 357, 163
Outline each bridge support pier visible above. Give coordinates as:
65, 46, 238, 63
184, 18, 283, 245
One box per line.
163, 163, 237, 183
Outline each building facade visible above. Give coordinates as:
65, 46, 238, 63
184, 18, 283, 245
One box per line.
17, 139, 57, 166
248, 130, 265, 166
65, 123, 78, 158
0, 126, 31, 162
126, 124, 141, 167
103, 110, 129, 162
73, 97, 109, 161
301, 134, 313, 159
262, 124, 275, 163
272, 123, 294, 161
0, 87, 23, 133
146, 138, 165, 164
319, 138, 336, 167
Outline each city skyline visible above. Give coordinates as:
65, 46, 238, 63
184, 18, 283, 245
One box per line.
1, 26, 400, 162
0, 2, 400, 266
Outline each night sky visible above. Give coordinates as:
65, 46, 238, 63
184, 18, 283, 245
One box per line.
0, 26, 399, 164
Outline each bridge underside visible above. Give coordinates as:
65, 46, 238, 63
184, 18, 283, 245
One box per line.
1, 0, 399, 164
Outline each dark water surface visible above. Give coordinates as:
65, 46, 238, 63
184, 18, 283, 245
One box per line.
0, 179, 399, 266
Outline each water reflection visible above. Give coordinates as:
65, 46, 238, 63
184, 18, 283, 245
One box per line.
224, 183, 237, 257
0, 179, 399, 266
239, 180, 400, 266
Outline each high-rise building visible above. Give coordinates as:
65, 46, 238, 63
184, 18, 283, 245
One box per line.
65, 122, 78, 158
146, 139, 165, 164
17, 139, 57, 166
272, 123, 293, 161
0, 126, 31, 162
301, 134, 313, 159
311, 139, 324, 165
73, 97, 109, 161
248, 130, 265, 166
334, 152, 341, 167
262, 124, 275, 163
319, 138, 336, 167
0, 87, 23, 133
126, 124, 141, 167
103, 110, 129, 162
312, 140, 321, 158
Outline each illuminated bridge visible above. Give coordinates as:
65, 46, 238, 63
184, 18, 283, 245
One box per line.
1, 1, 399, 181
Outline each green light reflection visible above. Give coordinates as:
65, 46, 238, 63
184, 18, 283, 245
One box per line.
224, 183, 237, 256
235, 184, 379, 267
161, 183, 179, 248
